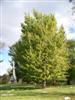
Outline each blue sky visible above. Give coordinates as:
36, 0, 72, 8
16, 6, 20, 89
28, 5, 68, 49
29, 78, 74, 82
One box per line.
0, 0, 75, 75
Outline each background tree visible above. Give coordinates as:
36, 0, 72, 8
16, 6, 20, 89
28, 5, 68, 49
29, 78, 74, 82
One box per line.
67, 40, 75, 84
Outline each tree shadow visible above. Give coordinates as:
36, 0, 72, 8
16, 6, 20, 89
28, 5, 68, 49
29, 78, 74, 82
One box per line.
0, 85, 75, 99
18, 91, 75, 97
0, 84, 40, 90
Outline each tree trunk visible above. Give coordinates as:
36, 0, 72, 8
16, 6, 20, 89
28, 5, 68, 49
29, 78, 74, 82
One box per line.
43, 80, 46, 88
52, 79, 57, 86
67, 79, 71, 85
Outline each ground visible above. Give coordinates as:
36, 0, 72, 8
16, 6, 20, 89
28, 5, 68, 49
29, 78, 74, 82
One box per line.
0, 84, 75, 100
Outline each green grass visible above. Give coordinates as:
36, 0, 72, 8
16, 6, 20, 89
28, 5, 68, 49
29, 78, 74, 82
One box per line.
0, 84, 75, 100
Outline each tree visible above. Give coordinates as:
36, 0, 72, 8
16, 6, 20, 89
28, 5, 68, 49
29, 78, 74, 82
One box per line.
67, 40, 75, 84
9, 11, 68, 87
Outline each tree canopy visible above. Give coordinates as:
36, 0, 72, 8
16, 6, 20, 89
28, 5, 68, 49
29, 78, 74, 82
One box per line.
9, 11, 69, 86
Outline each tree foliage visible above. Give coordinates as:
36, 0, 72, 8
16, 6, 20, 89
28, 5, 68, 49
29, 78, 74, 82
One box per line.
9, 11, 68, 86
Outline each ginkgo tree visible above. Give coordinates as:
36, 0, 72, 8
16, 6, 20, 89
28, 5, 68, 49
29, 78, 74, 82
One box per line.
9, 10, 69, 87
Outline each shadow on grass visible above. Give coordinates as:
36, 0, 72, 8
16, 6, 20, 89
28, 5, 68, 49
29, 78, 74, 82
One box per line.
0, 85, 75, 98
16, 91, 75, 97
0, 84, 40, 90
12, 91, 75, 100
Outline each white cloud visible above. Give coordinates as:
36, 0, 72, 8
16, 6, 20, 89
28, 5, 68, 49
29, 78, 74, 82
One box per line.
0, 61, 12, 75
55, 12, 75, 40
66, 32, 75, 40
1, 24, 21, 46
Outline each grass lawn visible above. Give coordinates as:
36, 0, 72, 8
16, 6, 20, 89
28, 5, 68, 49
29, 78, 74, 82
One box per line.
0, 84, 75, 100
